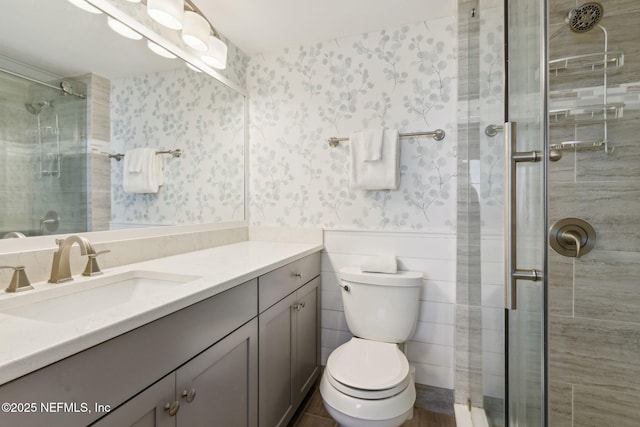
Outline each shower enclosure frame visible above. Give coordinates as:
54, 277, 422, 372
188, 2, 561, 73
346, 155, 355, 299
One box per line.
502, 0, 549, 424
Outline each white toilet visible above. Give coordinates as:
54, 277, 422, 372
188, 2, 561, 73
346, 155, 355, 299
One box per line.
320, 267, 423, 427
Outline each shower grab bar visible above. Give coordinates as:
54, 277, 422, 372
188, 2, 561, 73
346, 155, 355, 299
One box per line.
108, 149, 183, 161
504, 122, 543, 310
327, 129, 445, 147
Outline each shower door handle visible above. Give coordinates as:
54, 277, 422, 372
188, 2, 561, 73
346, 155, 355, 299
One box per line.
504, 122, 543, 310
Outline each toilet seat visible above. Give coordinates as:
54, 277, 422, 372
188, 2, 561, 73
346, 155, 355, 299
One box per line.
326, 338, 410, 399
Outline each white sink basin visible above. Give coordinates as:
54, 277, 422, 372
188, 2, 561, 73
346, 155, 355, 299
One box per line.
0, 270, 200, 323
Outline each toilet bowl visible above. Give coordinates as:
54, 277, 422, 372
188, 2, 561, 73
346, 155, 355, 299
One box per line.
320, 267, 423, 427
320, 338, 415, 427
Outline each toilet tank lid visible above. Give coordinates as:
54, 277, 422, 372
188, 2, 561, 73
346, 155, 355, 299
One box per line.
339, 267, 423, 287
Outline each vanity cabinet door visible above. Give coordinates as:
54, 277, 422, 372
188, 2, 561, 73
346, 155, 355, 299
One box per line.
258, 276, 321, 427
176, 319, 258, 427
92, 375, 176, 427
258, 293, 297, 427
292, 277, 320, 408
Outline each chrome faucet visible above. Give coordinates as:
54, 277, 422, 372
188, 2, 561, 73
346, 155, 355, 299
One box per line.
48, 235, 104, 283
0, 265, 32, 292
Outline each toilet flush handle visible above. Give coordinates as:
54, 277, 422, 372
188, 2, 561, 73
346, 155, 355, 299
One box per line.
338, 282, 350, 292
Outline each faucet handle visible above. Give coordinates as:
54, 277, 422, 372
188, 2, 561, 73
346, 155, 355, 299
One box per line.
82, 250, 111, 277
0, 265, 33, 293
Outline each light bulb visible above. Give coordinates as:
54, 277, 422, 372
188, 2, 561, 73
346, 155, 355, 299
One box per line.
107, 17, 143, 40
201, 35, 227, 70
147, 0, 183, 30
182, 11, 210, 52
147, 40, 177, 59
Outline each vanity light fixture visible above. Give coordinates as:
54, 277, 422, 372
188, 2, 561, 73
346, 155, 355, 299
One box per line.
182, 11, 210, 51
72, 0, 227, 70
107, 16, 143, 40
201, 35, 228, 70
147, 40, 177, 59
67, 0, 102, 14
147, 0, 184, 30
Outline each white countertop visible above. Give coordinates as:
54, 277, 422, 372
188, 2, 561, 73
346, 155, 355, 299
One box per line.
0, 240, 323, 385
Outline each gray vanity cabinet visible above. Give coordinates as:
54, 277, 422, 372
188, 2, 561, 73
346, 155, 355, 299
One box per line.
0, 251, 322, 427
258, 252, 321, 427
95, 319, 258, 427
0, 279, 258, 427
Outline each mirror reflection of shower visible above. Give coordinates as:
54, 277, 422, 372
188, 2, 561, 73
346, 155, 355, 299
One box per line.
25, 97, 61, 178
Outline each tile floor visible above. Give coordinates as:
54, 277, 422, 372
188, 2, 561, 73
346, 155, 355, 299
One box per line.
290, 387, 457, 427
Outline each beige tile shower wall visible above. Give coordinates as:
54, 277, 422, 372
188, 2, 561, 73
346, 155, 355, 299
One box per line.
84, 73, 111, 232
548, 1, 640, 423
321, 230, 456, 389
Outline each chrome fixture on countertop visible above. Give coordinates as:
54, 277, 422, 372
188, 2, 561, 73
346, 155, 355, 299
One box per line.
0, 265, 33, 293
48, 235, 109, 283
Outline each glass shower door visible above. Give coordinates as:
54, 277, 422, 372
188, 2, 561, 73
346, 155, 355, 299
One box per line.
503, 0, 546, 425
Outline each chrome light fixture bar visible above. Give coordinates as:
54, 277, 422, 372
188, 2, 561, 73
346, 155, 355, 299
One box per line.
74, 0, 235, 83
181, 0, 228, 68
144, 0, 228, 67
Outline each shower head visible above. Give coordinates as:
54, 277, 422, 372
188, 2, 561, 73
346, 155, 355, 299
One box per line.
567, 2, 604, 33
24, 100, 51, 115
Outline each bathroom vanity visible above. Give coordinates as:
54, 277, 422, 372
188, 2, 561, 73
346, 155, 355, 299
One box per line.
0, 241, 322, 427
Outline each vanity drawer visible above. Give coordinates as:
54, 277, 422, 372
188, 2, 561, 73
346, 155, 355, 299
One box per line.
258, 252, 321, 313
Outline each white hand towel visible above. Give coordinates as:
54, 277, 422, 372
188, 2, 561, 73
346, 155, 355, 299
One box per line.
125, 148, 144, 172
349, 128, 399, 190
123, 148, 162, 193
360, 255, 398, 274
154, 153, 164, 187
351, 127, 384, 161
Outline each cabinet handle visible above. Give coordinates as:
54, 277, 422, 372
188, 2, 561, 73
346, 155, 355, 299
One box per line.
164, 401, 180, 416
293, 301, 306, 311
292, 272, 302, 278
182, 388, 197, 403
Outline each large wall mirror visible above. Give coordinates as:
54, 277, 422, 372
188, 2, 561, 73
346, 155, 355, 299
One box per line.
0, 0, 246, 239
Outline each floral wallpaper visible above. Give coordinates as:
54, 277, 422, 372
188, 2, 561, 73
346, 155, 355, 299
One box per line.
110, 67, 245, 226
248, 17, 458, 231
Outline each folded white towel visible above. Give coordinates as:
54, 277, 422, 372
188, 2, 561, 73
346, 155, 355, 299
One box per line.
154, 153, 164, 187
349, 128, 399, 190
360, 255, 398, 274
351, 127, 384, 161
123, 148, 163, 193
126, 149, 144, 173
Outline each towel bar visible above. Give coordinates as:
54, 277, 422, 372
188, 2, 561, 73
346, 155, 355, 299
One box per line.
327, 129, 445, 147
108, 149, 183, 161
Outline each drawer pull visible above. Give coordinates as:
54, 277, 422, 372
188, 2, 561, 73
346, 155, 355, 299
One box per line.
164, 401, 180, 416
182, 388, 197, 403
292, 272, 303, 278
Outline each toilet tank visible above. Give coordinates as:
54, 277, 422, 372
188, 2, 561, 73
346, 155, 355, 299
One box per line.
339, 267, 423, 343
